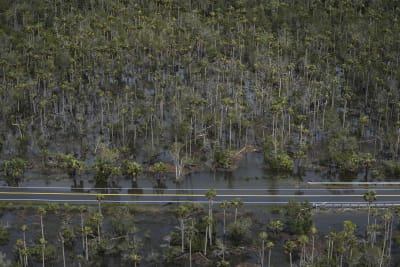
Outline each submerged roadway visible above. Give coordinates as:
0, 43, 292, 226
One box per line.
1, 183, 400, 207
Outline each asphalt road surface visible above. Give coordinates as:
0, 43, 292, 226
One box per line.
0, 186, 400, 206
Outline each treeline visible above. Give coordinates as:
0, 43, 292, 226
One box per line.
1, 0, 400, 176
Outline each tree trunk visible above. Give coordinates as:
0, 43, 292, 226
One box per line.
85, 233, 89, 261
180, 219, 185, 253
261, 240, 265, 267
189, 238, 192, 267
268, 249, 271, 267
311, 235, 315, 264
223, 209, 226, 235
61, 238, 66, 267
204, 225, 208, 256
80, 213, 85, 255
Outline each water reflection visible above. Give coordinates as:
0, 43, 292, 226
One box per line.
153, 180, 167, 194
15, 152, 372, 192
71, 179, 85, 192
128, 180, 143, 195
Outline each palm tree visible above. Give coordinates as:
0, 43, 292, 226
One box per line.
79, 206, 86, 255
298, 234, 309, 267
59, 232, 66, 267
21, 225, 28, 267
363, 190, 376, 227
38, 207, 46, 267
217, 260, 230, 266
267, 241, 274, 267
268, 219, 284, 237
310, 226, 317, 264
83, 226, 92, 261
92, 212, 104, 242
129, 253, 141, 267
39, 237, 46, 267
175, 205, 190, 253
16, 239, 24, 266
96, 193, 105, 214
284, 240, 297, 267
205, 189, 216, 245
230, 198, 243, 224
202, 215, 212, 256
326, 231, 337, 261
124, 160, 142, 182
380, 211, 393, 267
219, 200, 230, 235
186, 220, 197, 267
215, 238, 229, 262
258, 231, 268, 267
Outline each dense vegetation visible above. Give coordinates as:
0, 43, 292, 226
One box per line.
1, 0, 400, 180
0, 198, 399, 266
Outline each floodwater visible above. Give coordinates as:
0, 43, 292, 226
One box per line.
16, 153, 325, 190
2, 153, 400, 266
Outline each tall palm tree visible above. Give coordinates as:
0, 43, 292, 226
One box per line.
79, 206, 86, 255
92, 212, 104, 242
310, 226, 317, 264
284, 240, 297, 267
16, 239, 24, 266
38, 207, 46, 267
267, 241, 274, 267
176, 205, 190, 253
380, 211, 393, 267
21, 225, 28, 267
124, 161, 142, 182
39, 237, 46, 267
59, 232, 66, 267
205, 189, 216, 245
230, 198, 243, 224
219, 200, 230, 235
259, 231, 268, 267
326, 231, 337, 261
129, 253, 141, 267
96, 193, 105, 214
186, 220, 197, 267
202, 215, 212, 256
83, 226, 92, 261
363, 190, 376, 228
268, 219, 284, 237
298, 234, 309, 267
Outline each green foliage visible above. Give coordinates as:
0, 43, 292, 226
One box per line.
0, 225, 9, 246
227, 217, 252, 244
56, 153, 85, 178
0, 252, 11, 267
285, 200, 313, 235
110, 207, 136, 236
0, 0, 398, 175
263, 135, 294, 172
122, 160, 143, 180
2, 157, 27, 186
264, 151, 294, 173
93, 160, 121, 185
30, 243, 57, 262
326, 132, 361, 172
380, 160, 400, 178
150, 162, 166, 181
213, 147, 232, 169
16, 135, 29, 156
60, 227, 75, 248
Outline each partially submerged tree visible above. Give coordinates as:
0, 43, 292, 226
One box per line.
2, 157, 27, 186
285, 200, 313, 235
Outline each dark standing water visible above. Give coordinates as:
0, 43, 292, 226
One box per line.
15, 152, 372, 192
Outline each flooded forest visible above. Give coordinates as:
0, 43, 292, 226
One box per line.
1, 0, 400, 266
